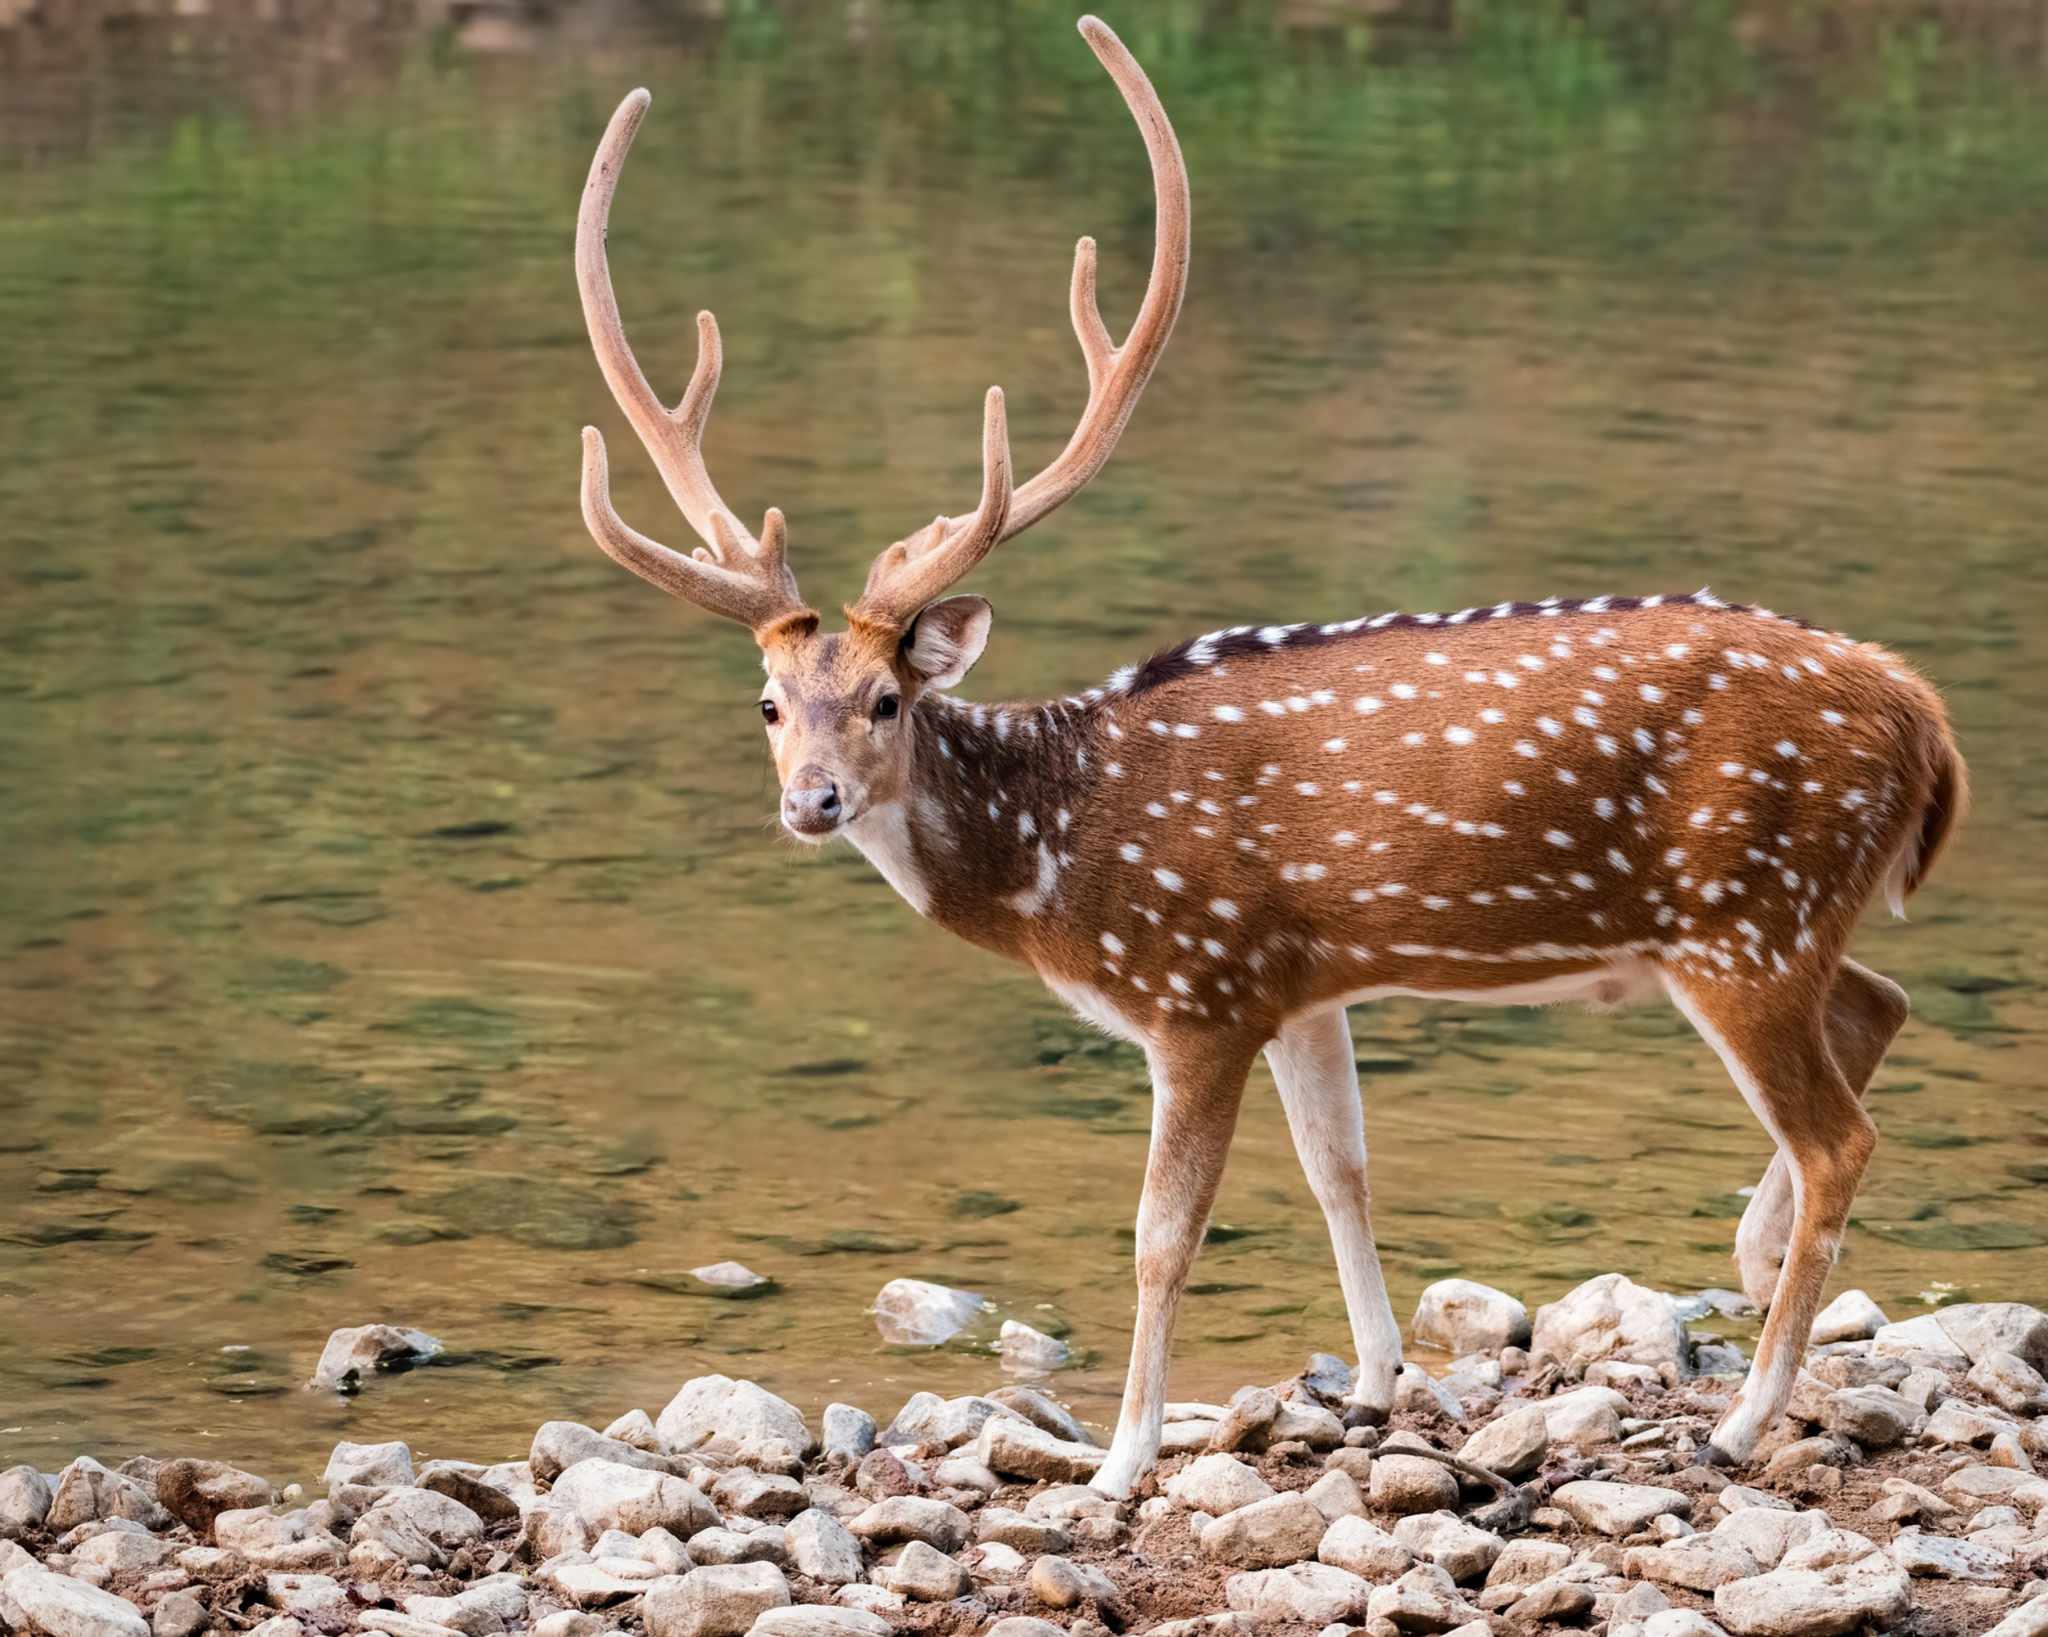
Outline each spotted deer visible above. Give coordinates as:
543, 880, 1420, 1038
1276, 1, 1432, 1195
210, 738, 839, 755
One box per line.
572, 17, 1967, 1496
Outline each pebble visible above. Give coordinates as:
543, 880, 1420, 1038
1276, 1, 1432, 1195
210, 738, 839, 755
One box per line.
846, 1496, 971, 1553
3, 1563, 150, 1637
1390, 1512, 1502, 1582
1225, 1562, 1370, 1625
1712, 1536, 1911, 1636
1198, 1491, 1328, 1569
1411, 1278, 1531, 1356
1165, 1453, 1273, 1515
656, 1377, 814, 1459
998, 1320, 1071, 1371
1367, 1451, 1458, 1515
1552, 1480, 1691, 1537
870, 1278, 988, 1347
869, 1539, 968, 1600
1027, 1554, 1117, 1608
305, 1324, 442, 1393
1297, 1516, 1409, 1584
1531, 1273, 1688, 1374
1456, 1401, 1549, 1477
322, 1440, 414, 1491
819, 1404, 878, 1465
644, 1562, 789, 1637
785, 1509, 863, 1585
974, 1415, 1103, 1483
1809, 1289, 1888, 1345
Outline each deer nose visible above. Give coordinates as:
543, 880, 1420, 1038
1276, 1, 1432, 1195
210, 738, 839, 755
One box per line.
781, 775, 843, 836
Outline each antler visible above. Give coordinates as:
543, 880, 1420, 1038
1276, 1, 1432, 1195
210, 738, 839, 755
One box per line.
576, 89, 813, 636
848, 14, 1190, 632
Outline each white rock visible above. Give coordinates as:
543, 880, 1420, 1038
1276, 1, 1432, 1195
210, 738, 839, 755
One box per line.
1627, 1535, 1760, 1591
349, 1487, 484, 1567
1642, 1614, 1734, 1637
1711, 1545, 1910, 1636
1317, 1515, 1414, 1579
1457, 1403, 1548, 1478
1270, 1400, 1347, 1448
658, 1378, 814, 1458
1483, 1539, 1570, 1590
868, 1540, 967, 1601
973, 1416, 1102, 1483
784, 1510, 863, 1586
1809, 1289, 1886, 1345
1365, 1563, 1479, 1632
747, 1609, 893, 1637
1199, 1492, 1328, 1569
1225, 1562, 1369, 1626
997, 1320, 1070, 1371
213, 1507, 346, 1570
323, 1440, 414, 1490
1302, 1468, 1366, 1523
1985, 1593, 2048, 1637
1166, 1455, 1274, 1516
1543, 1385, 1630, 1448
46, 1459, 167, 1531
1393, 1364, 1465, 1421
0, 1468, 53, 1540
1391, 1513, 1503, 1582
1971, 1350, 2048, 1415
1369, 1452, 1459, 1515
601, 1410, 662, 1451
305, 1324, 441, 1392
1413, 1279, 1531, 1355
70, 1533, 175, 1574
1552, 1481, 1690, 1537
870, 1279, 987, 1346
551, 1461, 716, 1539
690, 1261, 769, 1291
1531, 1273, 1687, 1372
1, 1564, 149, 1637
1870, 1313, 1970, 1366
1888, 1527, 2011, 1581
644, 1564, 790, 1637
1817, 1385, 1915, 1449
1712, 1507, 1828, 1569
1935, 1303, 2048, 1370
845, 1497, 971, 1554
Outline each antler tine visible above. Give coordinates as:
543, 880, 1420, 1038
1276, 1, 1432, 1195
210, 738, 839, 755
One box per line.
851, 388, 1013, 632
1003, 14, 1190, 541
853, 16, 1188, 633
575, 89, 812, 633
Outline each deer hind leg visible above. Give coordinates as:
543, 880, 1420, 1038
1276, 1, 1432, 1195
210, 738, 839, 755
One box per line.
1734, 959, 1908, 1312
1666, 965, 1879, 1463
1091, 1033, 1256, 1499
1265, 1005, 1403, 1420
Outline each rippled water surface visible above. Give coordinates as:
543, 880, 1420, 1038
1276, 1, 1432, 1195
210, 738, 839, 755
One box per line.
3, 1, 2046, 1481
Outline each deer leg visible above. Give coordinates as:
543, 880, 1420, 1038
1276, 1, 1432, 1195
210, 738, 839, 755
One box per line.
1265, 1005, 1402, 1420
1091, 1033, 1256, 1499
1734, 959, 1908, 1312
1666, 965, 1878, 1463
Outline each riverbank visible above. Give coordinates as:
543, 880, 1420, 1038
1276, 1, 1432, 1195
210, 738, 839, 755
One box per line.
3, 1275, 2046, 1637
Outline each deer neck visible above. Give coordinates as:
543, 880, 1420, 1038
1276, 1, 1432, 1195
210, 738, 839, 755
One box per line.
843, 696, 1091, 963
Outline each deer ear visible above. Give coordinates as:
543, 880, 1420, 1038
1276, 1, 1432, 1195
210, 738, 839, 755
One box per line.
903, 596, 992, 689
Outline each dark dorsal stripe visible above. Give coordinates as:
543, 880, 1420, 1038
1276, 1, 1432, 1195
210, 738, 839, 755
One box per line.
1121, 591, 1817, 699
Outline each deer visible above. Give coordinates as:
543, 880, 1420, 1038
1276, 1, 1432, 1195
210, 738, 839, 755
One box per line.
571, 16, 1967, 1499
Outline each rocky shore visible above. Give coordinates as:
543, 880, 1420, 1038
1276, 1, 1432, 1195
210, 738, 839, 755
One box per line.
5, 1275, 2048, 1637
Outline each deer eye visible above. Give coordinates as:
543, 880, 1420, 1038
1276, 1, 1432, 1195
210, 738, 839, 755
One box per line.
874, 694, 901, 721
759, 700, 780, 724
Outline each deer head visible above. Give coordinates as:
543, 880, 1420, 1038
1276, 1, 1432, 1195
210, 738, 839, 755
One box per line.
574, 16, 1188, 841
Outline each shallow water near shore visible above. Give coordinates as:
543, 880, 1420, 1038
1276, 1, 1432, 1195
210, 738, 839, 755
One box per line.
2, 2, 2046, 1483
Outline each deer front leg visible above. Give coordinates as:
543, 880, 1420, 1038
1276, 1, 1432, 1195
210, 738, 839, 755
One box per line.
1091, 1033, 1255, 1499
1265, 1005, 1402, 1420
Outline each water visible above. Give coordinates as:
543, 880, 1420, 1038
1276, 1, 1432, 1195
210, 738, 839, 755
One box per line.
2, 1, 2045, 1483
